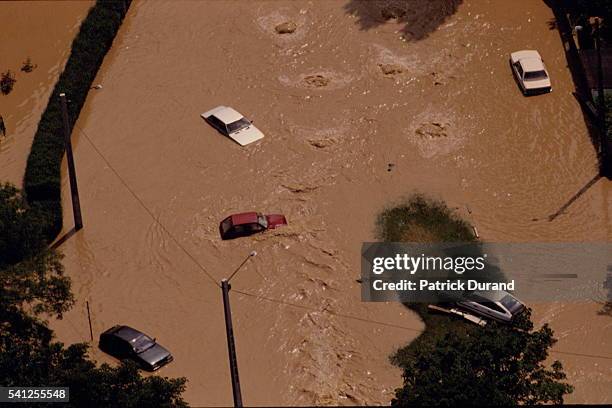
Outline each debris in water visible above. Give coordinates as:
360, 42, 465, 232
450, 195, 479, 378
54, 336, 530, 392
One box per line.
275, 21, 297, 34
0, 115, 5, 137
415, 122, 448, 138
379, 63, 403, 75
21, 57, 37, 73
304, 74, 330, 88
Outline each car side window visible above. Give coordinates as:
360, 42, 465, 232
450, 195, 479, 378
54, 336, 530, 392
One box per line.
515, 63, 524, 78
209, 116, 228, 134
481, 302, 506, 314
117, 338, 133, 356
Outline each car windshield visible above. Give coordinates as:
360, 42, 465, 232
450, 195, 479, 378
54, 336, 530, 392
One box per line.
132, 334, 155, 353
257, 215, 268, 228
221, 218, 232, 234
500, 294, 524, 315
227, 118, 251, 133
524, 70, 547, 81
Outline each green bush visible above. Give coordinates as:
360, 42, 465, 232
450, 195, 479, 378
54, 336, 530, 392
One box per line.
376, 194, 573, 405
376, 194, 476, 242
24, 0, 130, 240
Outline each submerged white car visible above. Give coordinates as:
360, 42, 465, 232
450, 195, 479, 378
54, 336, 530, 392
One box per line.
456, 290, 525, 323
201, 106, 264, 146
510, 50, 552, 95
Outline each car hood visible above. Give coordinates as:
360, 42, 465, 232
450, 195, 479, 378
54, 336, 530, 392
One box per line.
137, 343, 172, 367
229, 125, 264, 146
265, 214, 287, 228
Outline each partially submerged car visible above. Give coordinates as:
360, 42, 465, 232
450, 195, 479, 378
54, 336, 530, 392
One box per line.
456, 290, 525, 323
201, 106, 264, 146
510, 50, 552, 95
99, 325, 173, 371
220, 212, 287, 240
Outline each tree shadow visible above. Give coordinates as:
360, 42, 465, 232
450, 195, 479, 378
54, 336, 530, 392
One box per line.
600, 269, 612, 316
598, 302, 612, 316
343, 0, 463, 41
543, 2, 608, 175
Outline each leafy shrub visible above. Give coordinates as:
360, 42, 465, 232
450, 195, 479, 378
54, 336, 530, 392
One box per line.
24, 1, 131, 241
376, 194, 476, 242
1, 70, 16, 95
0, 183, 47, 268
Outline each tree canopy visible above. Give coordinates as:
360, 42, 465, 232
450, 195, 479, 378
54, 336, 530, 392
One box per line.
0, 183, 188, 407
391, 310, 573, 406
378, 195, 573, 406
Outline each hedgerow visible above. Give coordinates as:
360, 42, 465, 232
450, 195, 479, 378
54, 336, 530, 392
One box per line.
24, 0, 131, 240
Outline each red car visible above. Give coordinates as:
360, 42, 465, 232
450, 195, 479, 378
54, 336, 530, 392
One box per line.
219, 212, 287, 240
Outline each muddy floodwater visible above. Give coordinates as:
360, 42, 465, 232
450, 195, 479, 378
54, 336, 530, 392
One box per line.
0, 1, 92, 185
38, 0, 612, 405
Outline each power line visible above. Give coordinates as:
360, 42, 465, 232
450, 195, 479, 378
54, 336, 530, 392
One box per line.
232, 288, 423, 333
233, 289, 612, 360
73, 126, 612, 363
549, 349, 612, 361
74, 124, 220, 288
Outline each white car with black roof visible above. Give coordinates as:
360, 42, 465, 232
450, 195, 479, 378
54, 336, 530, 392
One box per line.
201, 106, 264, 146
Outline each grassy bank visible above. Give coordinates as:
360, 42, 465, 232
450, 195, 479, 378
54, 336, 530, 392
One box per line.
24, 0, 131, 240
377, 194, 573, 405
376, 194, 479, 354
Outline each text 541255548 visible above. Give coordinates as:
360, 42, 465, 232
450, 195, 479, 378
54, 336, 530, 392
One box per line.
0, 387, 69, 403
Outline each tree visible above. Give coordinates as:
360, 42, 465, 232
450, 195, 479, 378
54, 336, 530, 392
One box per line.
0, 183, 48, 268
0, 70, 17, 95
391, 310, 573, 406
0, 183, 188, 407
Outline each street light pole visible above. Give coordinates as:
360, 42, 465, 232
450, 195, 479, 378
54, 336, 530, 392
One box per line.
59, 93, 83, 230
221, 278, 242, 408
221, 251, 257, 408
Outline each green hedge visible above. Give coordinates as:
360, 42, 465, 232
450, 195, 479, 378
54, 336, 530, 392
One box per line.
24, 0, 131, 240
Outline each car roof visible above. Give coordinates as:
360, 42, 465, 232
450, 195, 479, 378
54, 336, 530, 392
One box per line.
212, 106, 243, 124
109, 325, 145, 342
229, 212, 259, 225
519, 57, 545, 72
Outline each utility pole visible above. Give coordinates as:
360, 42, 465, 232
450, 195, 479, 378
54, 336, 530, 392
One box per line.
221, 251, 257, 408
59, 93, 83, 230
221, 279, 242, 408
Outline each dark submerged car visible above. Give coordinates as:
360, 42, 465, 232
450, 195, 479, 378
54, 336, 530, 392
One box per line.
456, 290, 526, 323
99, 325, 173, 371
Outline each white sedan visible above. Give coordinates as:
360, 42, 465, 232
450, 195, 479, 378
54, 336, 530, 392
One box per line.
510, 50, 552, 95
201, 106, 264, 146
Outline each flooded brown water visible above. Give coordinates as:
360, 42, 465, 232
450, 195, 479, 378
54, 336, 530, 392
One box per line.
0, 1, 92, 185
37, 0, 612, 405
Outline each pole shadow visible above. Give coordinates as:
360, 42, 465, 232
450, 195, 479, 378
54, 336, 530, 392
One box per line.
50, 227, 78, 250
546, 174, 601, 221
